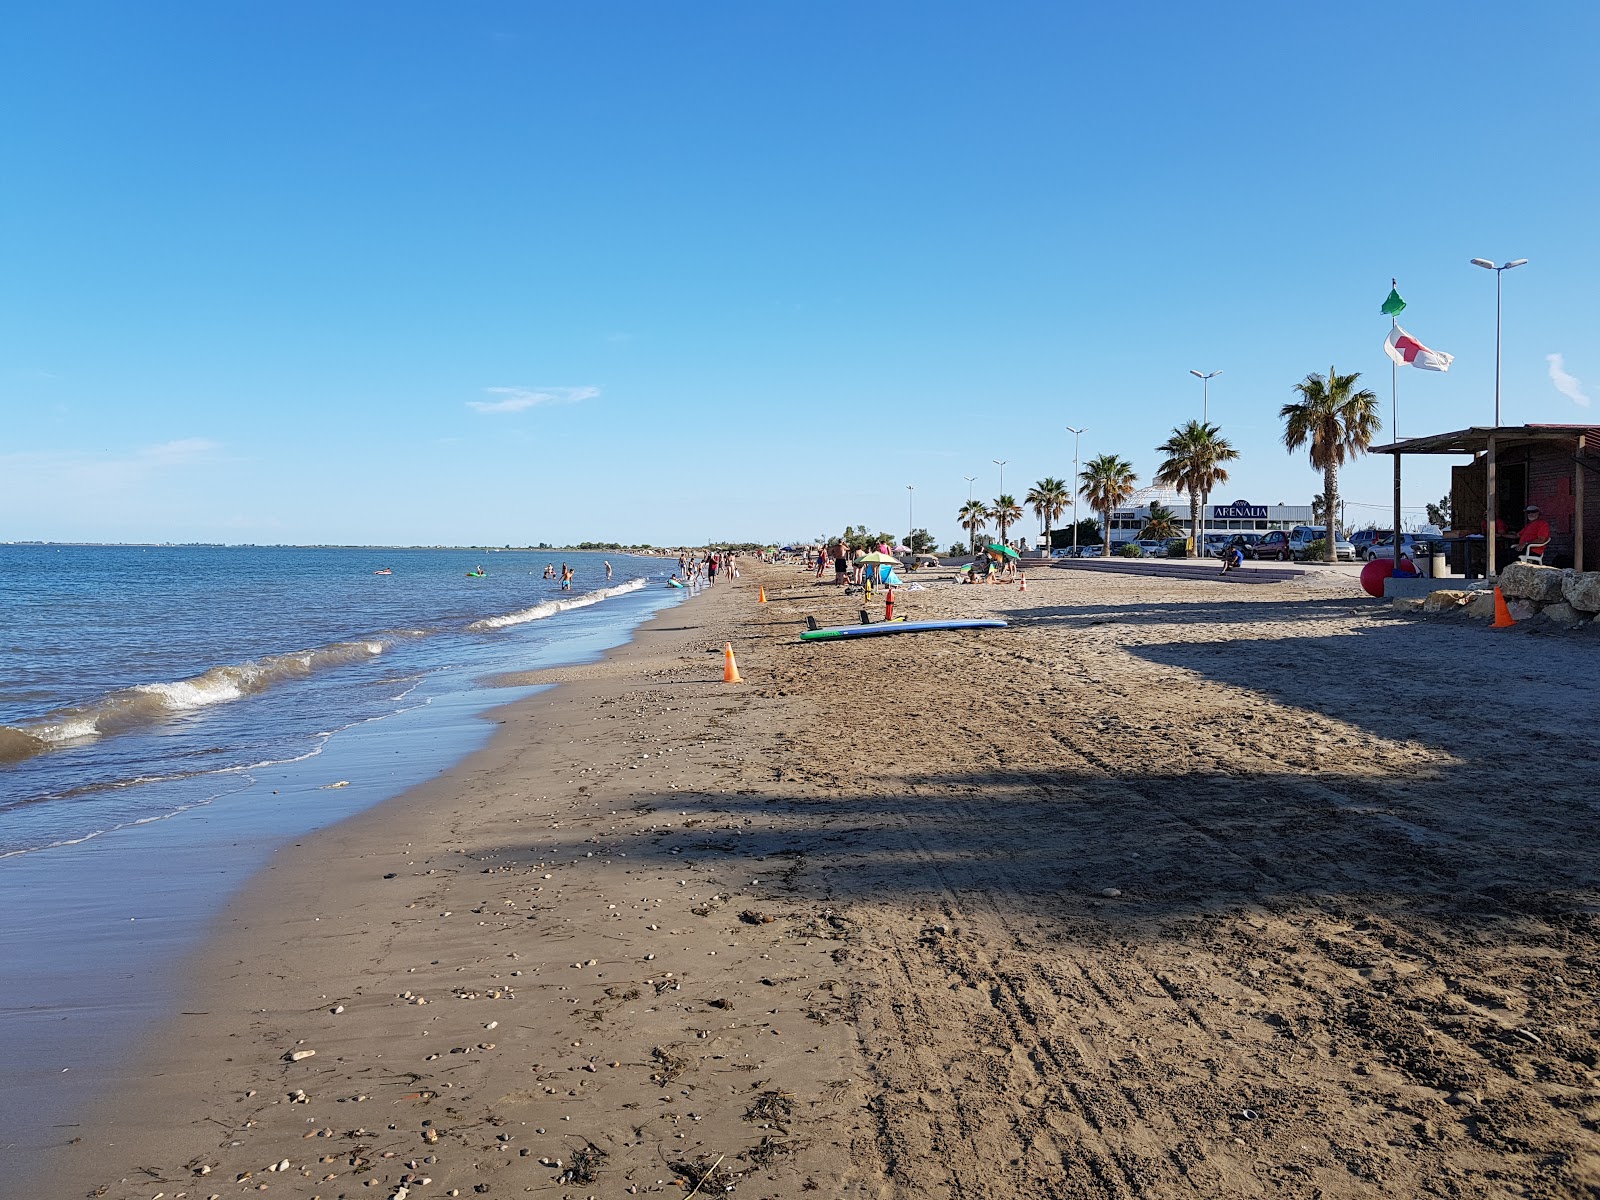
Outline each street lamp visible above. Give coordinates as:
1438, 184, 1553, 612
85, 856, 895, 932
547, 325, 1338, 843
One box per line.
1469, 258, 1528, 426
1189, 369, 1222, 423
906, 485, 914, 552
992, 459, 1007, 497
1065, 427, 1085, 553
1188, 371, 1223, 554
963, 475, 976, 501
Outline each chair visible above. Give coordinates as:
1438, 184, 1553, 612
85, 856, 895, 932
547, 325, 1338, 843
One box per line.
1518, 542, 1548, 566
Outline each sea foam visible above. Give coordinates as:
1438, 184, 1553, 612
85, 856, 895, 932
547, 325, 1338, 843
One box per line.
468, 577, 648, 631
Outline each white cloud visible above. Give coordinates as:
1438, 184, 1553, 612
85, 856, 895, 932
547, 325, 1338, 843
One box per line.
467, 386, 599, 414
0, 438, 222, 493
1546, 353, 1591, 407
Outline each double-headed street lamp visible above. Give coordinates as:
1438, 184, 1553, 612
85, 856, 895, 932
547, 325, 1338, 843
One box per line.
1469, 258, 1528, 426
1065, 426, 1085, 553
1189, 369, 1222, 423
993, 459, 1007, 498
906, 485, 915, 552
1188, 370, 1223, 554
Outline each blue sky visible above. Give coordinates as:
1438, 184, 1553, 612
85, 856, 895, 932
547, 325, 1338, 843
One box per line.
3, 1, 1596, 546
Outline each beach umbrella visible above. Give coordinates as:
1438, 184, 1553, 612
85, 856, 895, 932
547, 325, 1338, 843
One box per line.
856, 551, 901, 565
893, 544, 911, 554
987, 543, 1020, 559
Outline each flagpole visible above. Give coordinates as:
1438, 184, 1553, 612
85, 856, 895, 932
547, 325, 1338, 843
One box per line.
1391, 279, 1403, 571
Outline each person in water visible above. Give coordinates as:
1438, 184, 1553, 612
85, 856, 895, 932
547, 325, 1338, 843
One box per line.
604, 560, 613, 580
561, 564, 573, 591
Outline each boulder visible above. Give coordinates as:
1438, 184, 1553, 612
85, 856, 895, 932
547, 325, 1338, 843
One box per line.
1391, 597, 1424, 614
1541, 601, 1586, 628
1423, 589, 1475, 613
1562, 570, 1600, 614
1497, 562, 1566, 603
1507, 599, 1539, 622
1467, 592, 1498, 620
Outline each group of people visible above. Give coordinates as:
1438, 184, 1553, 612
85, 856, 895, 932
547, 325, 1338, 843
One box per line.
539, 559, 612, 590
675, 550, 738, 587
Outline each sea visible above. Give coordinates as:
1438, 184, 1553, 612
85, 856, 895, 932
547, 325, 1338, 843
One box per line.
0, 544, 684, 1166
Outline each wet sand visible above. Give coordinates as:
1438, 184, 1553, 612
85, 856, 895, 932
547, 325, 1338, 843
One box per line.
40, 563, 1600, 1199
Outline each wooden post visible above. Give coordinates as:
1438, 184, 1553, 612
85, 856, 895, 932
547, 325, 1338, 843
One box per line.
1577, 433, 1586, 572
1487, 435, 1498, 577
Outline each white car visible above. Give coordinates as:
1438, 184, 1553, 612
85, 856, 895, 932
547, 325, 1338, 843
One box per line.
1363, 534, 1433, 562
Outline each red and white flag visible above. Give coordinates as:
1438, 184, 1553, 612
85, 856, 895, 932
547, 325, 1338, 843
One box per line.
1384, 324, 1454, 372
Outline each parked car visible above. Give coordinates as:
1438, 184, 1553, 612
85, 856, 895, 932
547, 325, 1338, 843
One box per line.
1288, 525, 1356, 562
1136, 538, 1170, 557
1349, 529, 1392, 555
1363, 533, 1433, 562
1217, 532, 1263, 558
1255, 530, 1294, 561
1079, 544, 1104, 558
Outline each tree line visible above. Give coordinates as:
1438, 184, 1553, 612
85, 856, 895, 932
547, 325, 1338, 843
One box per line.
957, 366, 1384, 562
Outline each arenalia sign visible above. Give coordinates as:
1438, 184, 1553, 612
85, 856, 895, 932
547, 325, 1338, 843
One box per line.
1212, 500, 1268, 519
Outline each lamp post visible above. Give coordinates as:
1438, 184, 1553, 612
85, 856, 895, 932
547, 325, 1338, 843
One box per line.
992, 460, 1008, 546
1469, 258, 1528, 426
963, 475, 976, 501
1188, 370, 1222, 556
1065, 426, 1085, 553
906, 485, 914, 553
1188, 369, 1222, 423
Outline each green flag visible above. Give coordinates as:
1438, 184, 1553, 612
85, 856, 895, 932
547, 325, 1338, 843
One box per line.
1380, 285, 1406, 317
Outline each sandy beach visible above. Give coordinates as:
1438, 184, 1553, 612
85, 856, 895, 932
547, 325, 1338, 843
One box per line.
40, 562, 1600, 1200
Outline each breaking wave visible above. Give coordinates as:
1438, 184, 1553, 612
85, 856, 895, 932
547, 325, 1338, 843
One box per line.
468, 577, 649, 631
0, 641, 387, 763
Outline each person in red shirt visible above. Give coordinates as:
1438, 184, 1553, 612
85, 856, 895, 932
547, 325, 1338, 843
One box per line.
1512, 504, 1552, 559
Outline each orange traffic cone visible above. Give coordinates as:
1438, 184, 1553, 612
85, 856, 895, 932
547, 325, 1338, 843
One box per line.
884, 588, 895, 622
757, 585, 767, 604
1019, 573, 1026, 591
1491, 586, 1516, 628
722, 642, 743, 683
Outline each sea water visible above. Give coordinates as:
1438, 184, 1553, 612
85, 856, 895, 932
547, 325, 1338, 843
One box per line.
0, 544, 683, 1165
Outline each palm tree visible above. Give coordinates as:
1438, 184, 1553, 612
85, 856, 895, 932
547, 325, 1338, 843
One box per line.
1154, 420, 1240, 556
1026, 477, 1071, 550
991, 494, 1023, 546
1281, 367, 1381, 562
1079, 454, 1138, 557
1141, 503, 1182, 542
958, 500, 990, 553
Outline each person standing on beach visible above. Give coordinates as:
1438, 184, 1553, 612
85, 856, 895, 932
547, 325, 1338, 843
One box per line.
834, 540, 849, 585
707, 553, 719, 586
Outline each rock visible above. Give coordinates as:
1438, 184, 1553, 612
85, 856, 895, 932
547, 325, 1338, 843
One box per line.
1541, 601, 1586, 628
1507, 599, 1539, 622
1467, 592, 1497, 620
284, 1049, 316, 1062
1100, 888, 1122, 899
1562, 570, 1600, 613
1422, 589, 1475, 613
1392, 597, 1424, 613
1497, 562, 1565, 602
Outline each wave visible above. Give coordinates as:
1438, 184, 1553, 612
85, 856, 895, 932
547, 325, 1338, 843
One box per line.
468, 577, 649, 631
0, 640, 387, 764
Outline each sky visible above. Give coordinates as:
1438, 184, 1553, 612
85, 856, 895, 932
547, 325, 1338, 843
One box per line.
3, 1, 1597, 547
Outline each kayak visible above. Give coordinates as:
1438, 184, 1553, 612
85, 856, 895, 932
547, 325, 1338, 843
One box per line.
800, 618, 1007, 642
466, 571, 485, 578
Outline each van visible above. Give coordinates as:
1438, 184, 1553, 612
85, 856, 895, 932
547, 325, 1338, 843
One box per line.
1288, 526, 1356, 561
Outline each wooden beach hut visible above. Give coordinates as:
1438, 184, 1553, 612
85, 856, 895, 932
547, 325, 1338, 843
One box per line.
1372, 424, 1600, 575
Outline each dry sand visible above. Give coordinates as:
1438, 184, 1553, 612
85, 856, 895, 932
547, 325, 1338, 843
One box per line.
40, 562, 1600, 1199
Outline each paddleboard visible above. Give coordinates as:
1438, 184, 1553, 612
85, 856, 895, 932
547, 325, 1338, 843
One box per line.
800, 618, 1006, 642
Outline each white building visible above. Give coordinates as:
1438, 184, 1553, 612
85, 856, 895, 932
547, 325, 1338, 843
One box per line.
1089, 487, 1315, 546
